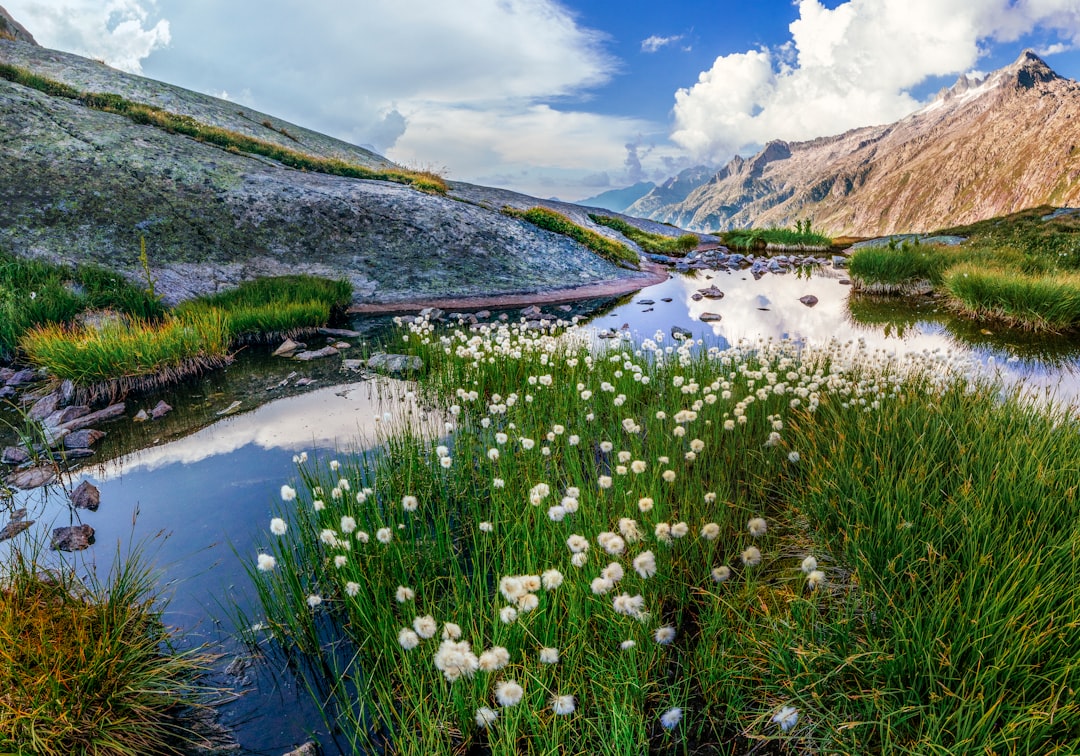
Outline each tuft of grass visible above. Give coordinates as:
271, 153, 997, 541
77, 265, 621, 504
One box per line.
503, 207, 639, 266
943, 263, 1080, 332
0, 63, 446, 194
588, 215, 699, 257
722, 221, 832, 251
848, 240, 952, 286
19, 309, 232, 395
0, 544, 214, 755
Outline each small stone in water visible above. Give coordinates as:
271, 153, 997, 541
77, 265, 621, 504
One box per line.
70, 480, 101, 511
51, 524, 95, 552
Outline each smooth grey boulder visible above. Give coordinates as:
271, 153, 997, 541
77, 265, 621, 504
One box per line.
367, 354, 422, 374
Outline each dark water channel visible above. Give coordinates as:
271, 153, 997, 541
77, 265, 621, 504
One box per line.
0, 265, 1077, 754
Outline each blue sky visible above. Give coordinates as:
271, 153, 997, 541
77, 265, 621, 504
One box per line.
8, 0, 1080, 200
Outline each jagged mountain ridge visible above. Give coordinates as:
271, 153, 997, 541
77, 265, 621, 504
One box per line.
628, 51, 1080, 236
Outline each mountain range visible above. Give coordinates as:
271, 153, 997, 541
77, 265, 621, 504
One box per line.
625, 51, 1080, 236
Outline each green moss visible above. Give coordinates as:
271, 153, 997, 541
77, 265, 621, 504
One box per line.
588, 214, 699, 257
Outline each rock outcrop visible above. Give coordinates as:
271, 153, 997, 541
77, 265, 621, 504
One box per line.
0, 31, 682, 306
629, 52, 1080, 236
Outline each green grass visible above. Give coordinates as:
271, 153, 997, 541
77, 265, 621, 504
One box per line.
175, 274, 352, 342
848, 207, 1080, 331
721, 223, 832, 250
19, 309, 232, 397
503, 207, 640, 266
943, 263, 1080, 332
0, 250, 165, 359
245, 316, 1080, 754
0, 544, 213, 755
588, 215, 699, 257
0, 63, 447, 194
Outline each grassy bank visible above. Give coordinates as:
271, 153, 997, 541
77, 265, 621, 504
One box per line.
0, 545, 213, 755
849, 207, 1080, 332
246, 315, 1078, 754
7, 251, 352, 397
503, 207, 640, 267
588, 215, 699, 257
722, 221, 832, 251
0, 62, 446, 194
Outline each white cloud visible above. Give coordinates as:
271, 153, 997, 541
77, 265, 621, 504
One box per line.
5, 0, 169, 73
672, 0, 1080, 162
641, 34, 682, 53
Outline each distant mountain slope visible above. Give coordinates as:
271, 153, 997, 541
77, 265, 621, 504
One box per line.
0, 31, 686, 305
576, 182, 655, 213
629, 52, 1080, 236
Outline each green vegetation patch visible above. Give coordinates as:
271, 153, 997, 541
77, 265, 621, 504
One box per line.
944, 263, 1080, 332
0, 250, 164, 360
588, 214, 699, 257
0, 63, 446, 194
849, 207, 1080, 331
246, 318, 1080, 754
722, 220, 832, 250
0, 547, 212, 755
503, 206, 639, 266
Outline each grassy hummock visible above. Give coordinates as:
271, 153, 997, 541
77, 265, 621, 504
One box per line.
0, 546, 213, 755
722, 222, 832, 251
246, 314, 1080, 755
503, 207, 640, 267
588, 215, 699, 257
849, 207, 1080, 332
0, 62, 447, 194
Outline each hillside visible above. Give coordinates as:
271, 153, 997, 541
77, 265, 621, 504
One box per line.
0, 31, 694, 306
629, 52, 1080, 236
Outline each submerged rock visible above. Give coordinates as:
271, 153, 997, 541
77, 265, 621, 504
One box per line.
6, 465, 57, 490
367, 353, 422, 374
70, 480, 100, 510
273, 338, 304, 356
151, 400, 173, 419
0, 509, 33, 542
293, 346, 340, 361
63, 429, 106, 449
51, 523, 95, 551
2, 446, 30, 465
58, 403, 125, 432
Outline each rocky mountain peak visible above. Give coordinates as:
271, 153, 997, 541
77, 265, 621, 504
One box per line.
0, 6, 37, 45
1003, 49, 1060, 88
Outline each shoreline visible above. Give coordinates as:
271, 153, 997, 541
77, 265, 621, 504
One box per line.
347, 261, 669, 314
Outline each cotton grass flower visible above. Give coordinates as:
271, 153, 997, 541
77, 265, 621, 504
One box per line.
376, 527, 392, 544
660, 707, 682, 730
654, 523, 672, 544
307, 594, 322, 608
599, 533, 626, 555
748, 517, 768, 537
712, 565, 731, 583
478, 646, 510, 671
541, 569, 564, 590
269, 518, 287, 536
567, 534, 589, 553
671, 522, 689, 539
495, 680, 524, 707
280, 485, 296, 501
340, 516, 357, 533
772, 705, 799, 732
475, 707, 498, 728
256, 553, 276, 571
591, 577, 614, 595
654, 625, 676, 645
571, 552, 588, 568
807, 570, 826, 590
548, 505, 567, 522
741, 546, 762, 566
398, 628, 420, 650
539, 647, 559, 664
633, 550, 657, 579
517, 593, 539, 612
602, 562, 625, 582
413, 615, 437, 639
334, 555, 348, 568
550, 694, 575, 715
401, 495, 418, 512
638, 497, 654, 513
499, 606, 518, 624
612, 593, 647, 619
619, 518, 644, 542
700, 522, 720, 540
801, 555, 818, 574
434, 639, 479, 682
598, 475, 613, 489
396, 585, 415, 603
661, 469, 677, 482
442, 622, 462, 641
479, 521, 494, 532
345, 581, 360, 596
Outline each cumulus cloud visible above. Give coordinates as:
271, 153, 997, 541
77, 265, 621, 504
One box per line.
672, 0, 1080, 161
641, 34, 682, 53
5, 0, 170, 73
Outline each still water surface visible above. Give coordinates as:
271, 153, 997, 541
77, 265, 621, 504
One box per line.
1, 265, 1077, 753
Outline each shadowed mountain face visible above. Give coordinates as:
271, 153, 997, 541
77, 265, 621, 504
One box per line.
0, 27, 681, 306
629, 52, 1080, 236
